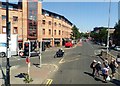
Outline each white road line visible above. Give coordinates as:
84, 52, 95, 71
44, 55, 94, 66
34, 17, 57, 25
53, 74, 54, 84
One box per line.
42, 64, 59, 71
10, 65, 20, 70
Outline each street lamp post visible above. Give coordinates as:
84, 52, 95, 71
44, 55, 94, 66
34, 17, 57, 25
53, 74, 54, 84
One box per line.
107, 0, 111, 58
6, 0, 10, 85
39, 14, 46, 67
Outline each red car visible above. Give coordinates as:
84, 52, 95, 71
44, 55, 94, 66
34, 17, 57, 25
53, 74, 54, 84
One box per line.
65, 42, 73, 48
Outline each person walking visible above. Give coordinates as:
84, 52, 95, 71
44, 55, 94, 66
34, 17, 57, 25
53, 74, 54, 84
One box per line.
95, 61, 102, 77
102, 63, 109, 82
116, 53, 120, 65
109, 59, 118, 79
90, 60, 97, 77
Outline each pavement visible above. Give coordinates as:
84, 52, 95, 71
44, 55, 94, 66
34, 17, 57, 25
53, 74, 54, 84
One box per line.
0, 61, 59, 85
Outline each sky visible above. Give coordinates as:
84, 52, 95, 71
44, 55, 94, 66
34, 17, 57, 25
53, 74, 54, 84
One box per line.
0, 0, 118, 32
42, 2, 118, 32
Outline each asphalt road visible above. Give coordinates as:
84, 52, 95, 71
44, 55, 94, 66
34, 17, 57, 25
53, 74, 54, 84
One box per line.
47, 41, 120, 85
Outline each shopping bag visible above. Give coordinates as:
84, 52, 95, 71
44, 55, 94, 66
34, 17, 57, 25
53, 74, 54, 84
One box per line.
106, 76, 110, 81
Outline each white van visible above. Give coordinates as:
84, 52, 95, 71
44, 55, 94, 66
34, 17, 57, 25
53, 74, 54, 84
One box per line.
0, 34, 18, 57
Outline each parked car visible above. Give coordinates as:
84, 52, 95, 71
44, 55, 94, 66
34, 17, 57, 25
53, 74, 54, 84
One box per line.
65, 42, 73, 48
114, 46, 120, 51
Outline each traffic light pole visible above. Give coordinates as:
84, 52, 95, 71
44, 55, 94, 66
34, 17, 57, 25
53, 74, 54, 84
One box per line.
39, 38, 42, 68
6, 0, 10, 86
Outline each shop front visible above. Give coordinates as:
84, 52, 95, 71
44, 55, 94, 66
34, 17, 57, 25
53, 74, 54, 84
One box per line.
54, 38, 60, 47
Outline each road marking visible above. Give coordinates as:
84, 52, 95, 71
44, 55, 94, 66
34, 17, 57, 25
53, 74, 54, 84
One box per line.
10, 65, 20, 70
42, 64, 59, 71
17, 59, 20, 60
59, 58, 64, 63
59, 56, 80, 64
45, 79, 53, 86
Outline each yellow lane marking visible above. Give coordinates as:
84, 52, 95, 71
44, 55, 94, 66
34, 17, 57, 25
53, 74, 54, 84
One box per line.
45, 79, 53, 86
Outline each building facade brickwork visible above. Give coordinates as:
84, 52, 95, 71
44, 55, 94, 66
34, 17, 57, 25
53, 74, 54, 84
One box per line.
0, 0, 73, 49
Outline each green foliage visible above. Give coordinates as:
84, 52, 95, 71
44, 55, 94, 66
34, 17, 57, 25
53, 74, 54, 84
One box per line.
22, 73, 33, 84
71, 25, 81, 39
90, 27, 107, 43
113, 20, 120, 45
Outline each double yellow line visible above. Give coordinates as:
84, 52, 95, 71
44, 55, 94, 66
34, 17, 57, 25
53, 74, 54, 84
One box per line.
45, 79, 53, 86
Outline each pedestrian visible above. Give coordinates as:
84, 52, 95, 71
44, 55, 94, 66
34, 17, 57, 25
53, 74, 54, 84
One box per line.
109, 59, 119, 79
103, 60, 109, 69
116, 53, 120, 65
95, 61, 102, 77
102, 63, 109, 82
90, 60, 97, 77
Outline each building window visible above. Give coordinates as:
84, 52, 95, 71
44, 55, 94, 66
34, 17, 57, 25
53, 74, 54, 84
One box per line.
49, 29, 51, 35
59, 30, 61, 35
13, 16, 18, 21
2, 26, 6, 34
13, 27, 18, 34
43, 29, 45, 35
42, 20, 45, 24
59, 23, 61, 27
62, 31, 64, 35
2, 15, 6, 20
48, 21, 51, 25
54, 22, 57, 26
54, 30, 56, 35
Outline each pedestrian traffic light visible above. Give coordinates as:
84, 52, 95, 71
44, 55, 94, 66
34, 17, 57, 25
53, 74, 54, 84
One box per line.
24, 42, 30, 56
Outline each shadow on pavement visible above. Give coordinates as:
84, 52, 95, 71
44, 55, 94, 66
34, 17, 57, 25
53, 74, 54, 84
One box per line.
84, 72, 106, 83
15, 73, 25, 78
33, 63, 40, 68
84, 71, 93, 77
110, 79, 120, 86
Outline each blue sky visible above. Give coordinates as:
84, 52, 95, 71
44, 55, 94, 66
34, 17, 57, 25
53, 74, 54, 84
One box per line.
42, 2, 118, 32
0, 0, 118, 32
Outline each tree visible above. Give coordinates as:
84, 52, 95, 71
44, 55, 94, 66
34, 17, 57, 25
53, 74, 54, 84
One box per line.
113, 20, 120, 46
71, 25, 80, 40
90, 27, 107, 43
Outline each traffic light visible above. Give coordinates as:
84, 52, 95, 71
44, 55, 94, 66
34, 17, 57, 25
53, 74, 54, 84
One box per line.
30, 41, 37, 52
24, 42, 30, 56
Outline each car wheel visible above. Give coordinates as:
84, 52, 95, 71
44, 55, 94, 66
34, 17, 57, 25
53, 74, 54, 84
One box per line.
0, 52, 5, 58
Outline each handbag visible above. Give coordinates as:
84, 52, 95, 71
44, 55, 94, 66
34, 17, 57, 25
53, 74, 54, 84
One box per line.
106, 75, 110, 81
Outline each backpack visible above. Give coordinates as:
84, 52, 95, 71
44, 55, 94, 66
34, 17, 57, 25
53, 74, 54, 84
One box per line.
90, 62, 94, 68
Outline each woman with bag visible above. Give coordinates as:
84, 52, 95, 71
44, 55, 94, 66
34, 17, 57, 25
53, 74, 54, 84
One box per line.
109, 59, 118, 79
90, 60, 97, 77
102, 63, 109, 82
